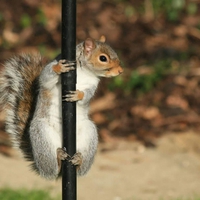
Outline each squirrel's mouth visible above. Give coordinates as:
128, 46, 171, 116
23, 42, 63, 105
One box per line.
100, 67, 112, 72
93, 67, 112, 73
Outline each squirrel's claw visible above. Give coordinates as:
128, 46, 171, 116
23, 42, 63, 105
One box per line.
62, 90, 84, 102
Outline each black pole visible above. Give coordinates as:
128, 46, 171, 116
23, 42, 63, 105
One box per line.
61, 0, 76, 200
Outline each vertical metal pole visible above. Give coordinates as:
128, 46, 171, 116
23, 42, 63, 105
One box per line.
61, 0, 76, 200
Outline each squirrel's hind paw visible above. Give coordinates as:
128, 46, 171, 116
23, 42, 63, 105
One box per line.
57, 148, 69, 161
57, 148, 70, 172
57, 148, 82, 166
57, 148, 83, 172
70, 152, 83, 167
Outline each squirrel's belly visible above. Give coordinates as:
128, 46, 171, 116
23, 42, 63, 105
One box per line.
48, 92, 62, 135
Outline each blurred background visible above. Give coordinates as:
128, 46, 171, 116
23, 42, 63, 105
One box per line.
0, 0, 200, 200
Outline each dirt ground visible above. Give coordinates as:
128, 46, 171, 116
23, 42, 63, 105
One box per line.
0, 131, 200, 200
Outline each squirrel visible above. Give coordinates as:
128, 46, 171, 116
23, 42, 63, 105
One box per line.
0, 36, 123, 180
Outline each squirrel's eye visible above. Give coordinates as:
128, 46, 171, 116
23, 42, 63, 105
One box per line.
99, 55, 107, 62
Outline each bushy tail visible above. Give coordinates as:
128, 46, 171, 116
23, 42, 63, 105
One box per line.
0, 54, 45, 147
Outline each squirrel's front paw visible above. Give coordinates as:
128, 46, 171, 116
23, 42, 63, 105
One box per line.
63, 90, 84, 102
53, 59, 76, 74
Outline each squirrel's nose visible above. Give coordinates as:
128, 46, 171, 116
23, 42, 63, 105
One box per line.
118, 68, 123, 74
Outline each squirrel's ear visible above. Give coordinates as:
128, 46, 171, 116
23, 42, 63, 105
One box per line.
84, 38, 96, 56
99, 35, 106, 43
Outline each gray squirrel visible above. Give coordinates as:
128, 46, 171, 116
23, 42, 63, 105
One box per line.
0, 36, 123, 179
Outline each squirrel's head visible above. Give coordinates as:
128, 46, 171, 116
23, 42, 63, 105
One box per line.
83, 36, 123, 77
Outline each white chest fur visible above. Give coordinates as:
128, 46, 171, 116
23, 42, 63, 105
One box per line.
48, 65, 99, 147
